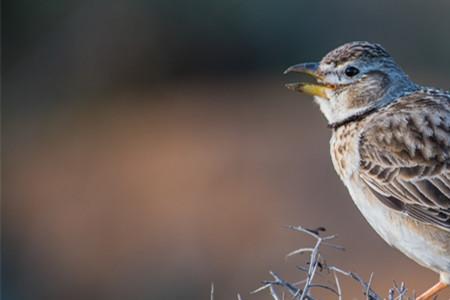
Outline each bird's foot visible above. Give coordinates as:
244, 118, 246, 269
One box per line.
416, 281, 448, 300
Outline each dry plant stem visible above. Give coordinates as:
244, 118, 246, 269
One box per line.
287, 226, 339, 300
333, 270, 343, 300
269, 285, 280, 300
251, 271, 315, 300
389, 281, 408, 300
329, 266, 381, 300
294, 225, 382, 299
251, 225, 414, 300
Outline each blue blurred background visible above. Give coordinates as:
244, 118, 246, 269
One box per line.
3, 1, 450, 299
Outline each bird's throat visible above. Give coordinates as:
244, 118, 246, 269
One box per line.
328, 106, 378, 130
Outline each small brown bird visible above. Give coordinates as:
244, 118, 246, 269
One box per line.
285, 41, 450, 300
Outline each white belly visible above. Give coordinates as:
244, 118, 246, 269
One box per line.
345, 177, 450, 280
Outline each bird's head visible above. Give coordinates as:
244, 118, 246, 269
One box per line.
285, 41, 416, 126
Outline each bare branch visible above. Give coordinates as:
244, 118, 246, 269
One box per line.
239, 225, 411, 300
269, 285, 281, 300
286, 248, 315, 258
211, 282, 214, 300
333, 270, 343, 300
366, 272, 374, 300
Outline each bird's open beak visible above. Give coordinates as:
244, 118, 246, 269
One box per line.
284, 62, 334, 99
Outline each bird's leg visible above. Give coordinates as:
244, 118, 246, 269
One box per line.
416, 281, 448, 300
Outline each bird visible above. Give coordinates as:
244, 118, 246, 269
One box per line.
284, 41, 450, 300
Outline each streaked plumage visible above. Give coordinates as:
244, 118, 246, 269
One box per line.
285, 41, 450, 299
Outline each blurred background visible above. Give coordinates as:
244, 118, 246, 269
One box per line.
3, 1, 450, 299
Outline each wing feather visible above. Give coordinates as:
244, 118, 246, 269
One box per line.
358, 92, 450, 231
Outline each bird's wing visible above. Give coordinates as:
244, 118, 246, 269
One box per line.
358, 91, 450, 231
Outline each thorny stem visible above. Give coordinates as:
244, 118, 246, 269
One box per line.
251, 225, 413, 300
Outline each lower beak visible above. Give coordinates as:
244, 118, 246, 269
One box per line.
284, 62, 334, 99
285, 82, 329, 99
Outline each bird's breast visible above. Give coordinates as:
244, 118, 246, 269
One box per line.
330, 123, 362, 181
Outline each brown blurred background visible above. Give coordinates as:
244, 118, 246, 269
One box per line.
3, 1, 450, 299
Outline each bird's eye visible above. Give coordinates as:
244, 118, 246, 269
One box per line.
344, 66, 360, 77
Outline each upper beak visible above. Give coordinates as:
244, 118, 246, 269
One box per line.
283, 62, 320, 77
284, 62, 333, 99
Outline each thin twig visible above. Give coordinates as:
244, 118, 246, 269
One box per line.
333, 270, 343, 300
366, 272, 374, 300
269, 285, 281, 300
286, 248, 315, 257
250, 225, 409, 300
